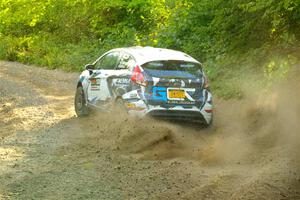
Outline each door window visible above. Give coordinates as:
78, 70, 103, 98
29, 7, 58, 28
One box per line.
95, 52, 120, 70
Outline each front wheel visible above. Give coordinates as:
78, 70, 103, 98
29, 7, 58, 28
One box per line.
202, 115, 213, 129
74, 86, 90, 117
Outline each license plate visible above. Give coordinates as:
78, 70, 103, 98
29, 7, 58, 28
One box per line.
168, 89, 185, 99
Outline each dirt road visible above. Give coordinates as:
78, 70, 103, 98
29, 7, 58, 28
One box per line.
0, 61, 299, 200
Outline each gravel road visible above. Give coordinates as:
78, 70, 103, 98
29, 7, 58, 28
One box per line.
0, 61, 299, 200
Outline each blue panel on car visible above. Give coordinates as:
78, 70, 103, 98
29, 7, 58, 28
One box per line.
152, 86, 167, 102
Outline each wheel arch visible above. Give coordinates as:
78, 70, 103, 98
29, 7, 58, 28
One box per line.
77, 82, 83, 88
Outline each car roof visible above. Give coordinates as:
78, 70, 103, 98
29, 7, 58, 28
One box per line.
111, 46, 200, 65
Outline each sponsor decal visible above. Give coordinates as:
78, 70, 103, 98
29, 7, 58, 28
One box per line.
167, 100, 194, 105
130, 93, 138, 98
90, 78, 100, 91
152, 86, 167, 102
114, 78, 130, 85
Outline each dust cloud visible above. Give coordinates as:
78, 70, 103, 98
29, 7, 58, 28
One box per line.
1, 61, 299, 199
89, 72, 300, 168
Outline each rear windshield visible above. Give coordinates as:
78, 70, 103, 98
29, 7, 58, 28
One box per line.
142, 60, 202, 74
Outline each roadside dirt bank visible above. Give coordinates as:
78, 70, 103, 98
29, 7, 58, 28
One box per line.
0, 61, 299, 199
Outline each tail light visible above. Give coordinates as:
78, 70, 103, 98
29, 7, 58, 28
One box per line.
203, 75, 210, 89
131, 65, 147, 86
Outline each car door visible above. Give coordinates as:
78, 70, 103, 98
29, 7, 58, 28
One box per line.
86, 51, 121, 103
107, 52, 136, 98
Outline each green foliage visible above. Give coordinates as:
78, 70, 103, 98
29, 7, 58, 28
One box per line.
0, 0, 299, 99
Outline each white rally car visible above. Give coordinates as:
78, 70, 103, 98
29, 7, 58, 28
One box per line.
75, 46, 213, 127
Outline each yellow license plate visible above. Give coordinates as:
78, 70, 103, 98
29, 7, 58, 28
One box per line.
168, 89, 185, 99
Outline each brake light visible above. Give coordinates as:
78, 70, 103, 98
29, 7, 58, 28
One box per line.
203, 75, 210, 89
131, 65, 146, 86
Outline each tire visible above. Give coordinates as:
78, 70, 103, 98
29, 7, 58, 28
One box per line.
202, 115, 213, 129
74, 86, 90, 117
114, 98, 127, 114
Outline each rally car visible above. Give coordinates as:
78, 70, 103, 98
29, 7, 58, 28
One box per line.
74, 46, 213, 127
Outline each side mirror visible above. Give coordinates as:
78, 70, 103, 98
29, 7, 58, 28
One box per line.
84, 64, 94, 70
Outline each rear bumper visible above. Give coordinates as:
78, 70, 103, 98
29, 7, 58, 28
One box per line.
146, 109, 208, 123
128, 105, 212, 125
123, 89, 213, 125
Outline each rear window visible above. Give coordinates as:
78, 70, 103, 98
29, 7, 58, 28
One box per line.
142, 60, 202, 74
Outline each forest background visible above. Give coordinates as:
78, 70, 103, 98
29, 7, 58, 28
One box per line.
0, 0, 299, 98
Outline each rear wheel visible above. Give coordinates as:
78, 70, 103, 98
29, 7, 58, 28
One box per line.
115, 98, 127, 111
114, 98, 129, 117
75, 86, 89, 117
